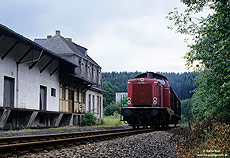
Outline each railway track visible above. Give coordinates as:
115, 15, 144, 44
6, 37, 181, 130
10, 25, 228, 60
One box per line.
0, 128, 154, 157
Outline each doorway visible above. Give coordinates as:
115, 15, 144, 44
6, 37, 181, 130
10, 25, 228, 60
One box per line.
3, 76, 14, 108
68, 90, 74, 112
40, 86, 47, 110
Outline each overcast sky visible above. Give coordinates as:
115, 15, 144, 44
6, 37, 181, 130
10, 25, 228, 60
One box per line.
0, 0, 189, 72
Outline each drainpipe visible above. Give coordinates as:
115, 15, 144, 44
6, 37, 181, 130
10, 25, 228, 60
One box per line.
15, 49, 43, 108
16, 64, 19, 108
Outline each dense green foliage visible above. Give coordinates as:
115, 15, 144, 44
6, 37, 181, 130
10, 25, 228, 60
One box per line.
102, 81, 119, 108
104, 102, 121, 116
102, 112, 126, 126
103, 71, 140, 92
181, 98, 193, 122
168, 0, 230, 122
81, 112, 97, 126
103, 72, 196, 100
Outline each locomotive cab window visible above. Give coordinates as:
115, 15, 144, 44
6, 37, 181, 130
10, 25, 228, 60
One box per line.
156, 79, 165, 85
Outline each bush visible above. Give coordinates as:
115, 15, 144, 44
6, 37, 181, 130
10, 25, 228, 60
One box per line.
81, 112, 97, 126
104, 102, 121, 116
102, 112, 125, 126
175, 118, 230, 157
181, 98, 193, 122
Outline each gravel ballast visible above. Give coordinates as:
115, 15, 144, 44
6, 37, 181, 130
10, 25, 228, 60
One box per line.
0, 126, 131, 138
18, 129, 180, 158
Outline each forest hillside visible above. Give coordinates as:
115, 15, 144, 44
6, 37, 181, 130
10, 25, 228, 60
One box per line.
102, 71, 196, 100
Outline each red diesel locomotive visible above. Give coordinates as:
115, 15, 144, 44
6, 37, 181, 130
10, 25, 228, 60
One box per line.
121, 72, 181, 128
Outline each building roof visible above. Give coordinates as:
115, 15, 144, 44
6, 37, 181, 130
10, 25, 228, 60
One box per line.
0, 24, 77, 68
35, 32, 101, 68
34, 38, 47, 45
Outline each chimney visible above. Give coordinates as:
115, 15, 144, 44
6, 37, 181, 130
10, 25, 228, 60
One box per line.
56, 30, 60, 36
66, 38, 72, 42
47, 35, 52, 39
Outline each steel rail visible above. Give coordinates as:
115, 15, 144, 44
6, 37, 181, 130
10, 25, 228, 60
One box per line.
0, 128, 133, 145
0, 128, 154, 157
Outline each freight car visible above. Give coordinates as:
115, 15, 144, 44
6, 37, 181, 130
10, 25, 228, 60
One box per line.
121, 72, 181, 128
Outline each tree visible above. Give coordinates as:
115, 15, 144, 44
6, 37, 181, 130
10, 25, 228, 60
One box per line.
104, 102, 121, 116
181, 99, 193, 122
103, 81, 119, 108
167, 0, 230, 122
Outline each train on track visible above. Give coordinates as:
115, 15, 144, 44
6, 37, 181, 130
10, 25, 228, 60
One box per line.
121, 72, 181, 128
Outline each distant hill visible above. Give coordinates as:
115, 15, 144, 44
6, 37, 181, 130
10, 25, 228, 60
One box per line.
102, 71, 197, 100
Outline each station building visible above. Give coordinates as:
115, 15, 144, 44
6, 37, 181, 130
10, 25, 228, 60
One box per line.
34, 30, 104, 120
0, 24, 103, 129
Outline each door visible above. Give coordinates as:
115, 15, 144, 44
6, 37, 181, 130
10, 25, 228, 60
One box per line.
68, 90, 74, 112
3, 76, 14, 108
40, 86, 47, 110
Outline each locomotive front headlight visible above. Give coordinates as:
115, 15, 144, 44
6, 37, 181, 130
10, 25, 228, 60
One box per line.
127, 97, 131, 105
153, 97, 157, 105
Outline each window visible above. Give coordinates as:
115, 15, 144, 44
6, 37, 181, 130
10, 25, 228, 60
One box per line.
91, 67, 94, 81
92, 95, 95, 112
82, 92, 86, 104
97, 96, 99, 113
85, 64, 88, 78
98, 72, 101, 85
99, 97, 102, 118
96, 70, 99, 84
62, 87, 66, 100
88, 94, 91, 112
76, 87, 79, 102
51, 88, 56, 97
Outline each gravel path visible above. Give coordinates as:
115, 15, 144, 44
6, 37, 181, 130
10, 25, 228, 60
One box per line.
18, 129, 179, 158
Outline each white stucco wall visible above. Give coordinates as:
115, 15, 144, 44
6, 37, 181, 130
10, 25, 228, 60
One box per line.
0, 57, 17, 107
0, 51, 60, 111
85, 89, 103, 119
17, 61, 59, 111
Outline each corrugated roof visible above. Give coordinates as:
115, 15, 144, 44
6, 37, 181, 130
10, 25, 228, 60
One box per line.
0, 24, 77, 68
